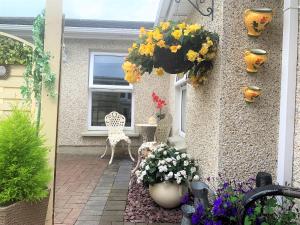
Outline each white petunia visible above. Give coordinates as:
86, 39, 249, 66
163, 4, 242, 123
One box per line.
176, 177, 182, 184
173, 160, 177, 166
193, 175, 200, 181
166, 158, 172, 163
184, 160, 189, 166
163, 151, 167, 156
176, 155, 181, 160
181, 153, 187, 158
167, 172, 174, 178
180, 170, 187, 178
145, 165, 150, 171
142, 171, 147, 176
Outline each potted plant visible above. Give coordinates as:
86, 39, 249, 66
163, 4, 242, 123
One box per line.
135, 144, 197, 209
122, 21, 219, 87
0, 109, 51, 225
152, 91, 167, 121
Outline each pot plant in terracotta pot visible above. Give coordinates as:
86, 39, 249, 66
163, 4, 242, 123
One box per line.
135, 144, 197, 209
0, 109, 51, 225
122, 21, 219, 87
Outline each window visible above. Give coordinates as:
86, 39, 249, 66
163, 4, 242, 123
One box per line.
175, 75, 187, 137
88, 52, 133, 130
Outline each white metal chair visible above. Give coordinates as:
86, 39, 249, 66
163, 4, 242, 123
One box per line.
132, 113, 172, 173
100, 111, 135, 165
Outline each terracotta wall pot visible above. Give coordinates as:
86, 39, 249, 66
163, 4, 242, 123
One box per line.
0, 195, 49, 225
149, 181, 183, 209
153, 46, 193, 74
244, 8, 273, 37
244, 49, 267, 73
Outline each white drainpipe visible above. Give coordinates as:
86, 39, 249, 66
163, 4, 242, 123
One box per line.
277, 0, 299, 185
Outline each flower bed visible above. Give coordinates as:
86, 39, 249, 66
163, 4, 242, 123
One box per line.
124, 176, 182, 223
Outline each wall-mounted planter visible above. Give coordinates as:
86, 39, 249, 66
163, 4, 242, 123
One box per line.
243, 86, 261, 103
244, 8, 273, 37
244, 49, 267, 73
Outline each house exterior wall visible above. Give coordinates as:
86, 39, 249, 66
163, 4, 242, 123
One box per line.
57, 38, 170, 152
167, 0, 283, 180
0, 65, 26, 115
293, 8, 300, 187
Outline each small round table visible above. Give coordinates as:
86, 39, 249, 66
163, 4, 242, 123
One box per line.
135, 123, 157, 142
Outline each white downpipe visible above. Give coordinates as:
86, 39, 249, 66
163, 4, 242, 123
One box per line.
277, 0, 299, 185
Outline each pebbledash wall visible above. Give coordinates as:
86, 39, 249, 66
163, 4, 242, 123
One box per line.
293, 6, 300, 188
57, 38, 170, 153
167, 0, 284, 180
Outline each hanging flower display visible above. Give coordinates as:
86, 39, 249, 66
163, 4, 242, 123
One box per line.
122, 21, 219, 87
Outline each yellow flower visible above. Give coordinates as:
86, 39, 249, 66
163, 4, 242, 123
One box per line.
187, 24, 201, 33
170, 45, 182, 53
199, 43, 209, 56
156, 39, 166, 48
206, 37, 213, 47
122, 61, 141, 84
139, 43, 154, 56
155, 67, 165, 76
128, 47, 133, 53
186, 50, 199, 62
177, 22, 186, 29
160, 21, 170, 31
139, 27, 147, 37
153, 29, 163, 41
132, 43, 138, 49
171, 29, 182, 40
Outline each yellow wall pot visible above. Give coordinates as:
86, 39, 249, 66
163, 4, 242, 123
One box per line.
244, 49, 267, 73
243, 86, 261, 103
244, 8, 273, 37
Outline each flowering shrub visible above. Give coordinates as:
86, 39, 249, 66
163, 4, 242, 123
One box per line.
122, 21, 219, 87
135, 144, 197, 186
184, 175, 299, 225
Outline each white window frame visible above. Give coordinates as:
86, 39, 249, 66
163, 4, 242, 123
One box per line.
88, 52, 134, 131
175, 74, 187, 137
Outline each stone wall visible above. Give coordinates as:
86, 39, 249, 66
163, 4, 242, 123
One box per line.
168, 0, 283, 180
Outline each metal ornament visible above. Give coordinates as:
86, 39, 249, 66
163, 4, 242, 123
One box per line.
175, 0, 214, 21
0, 65, 9, 80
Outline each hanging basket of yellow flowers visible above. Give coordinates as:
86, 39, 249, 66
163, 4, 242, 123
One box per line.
122, 21, 219, 87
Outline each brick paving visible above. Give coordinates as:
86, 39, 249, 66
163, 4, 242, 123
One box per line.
55, 154, 180, 225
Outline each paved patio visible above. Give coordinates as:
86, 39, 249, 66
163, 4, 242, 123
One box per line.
54, 154, 180, 225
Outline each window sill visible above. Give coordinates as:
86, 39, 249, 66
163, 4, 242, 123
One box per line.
81, 130, 140, 137
168, 135, 187, 152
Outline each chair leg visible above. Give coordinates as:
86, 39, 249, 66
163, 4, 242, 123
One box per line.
100, 139, 109, 159
109, 145, 115, 165
131, 150, 142, 173
128, 142, 135, 162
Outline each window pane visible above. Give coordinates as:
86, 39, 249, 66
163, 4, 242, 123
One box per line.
91, 91, 132, 127
181, 88, 187, 133
93, 55, 129, 86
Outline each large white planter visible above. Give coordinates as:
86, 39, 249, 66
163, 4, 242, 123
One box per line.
149, 181, 183, 209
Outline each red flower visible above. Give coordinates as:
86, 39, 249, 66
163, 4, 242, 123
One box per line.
152, 92, 167, 109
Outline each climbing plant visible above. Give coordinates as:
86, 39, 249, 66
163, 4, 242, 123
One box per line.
0, 37, 32, 65
20, 11, 56, 130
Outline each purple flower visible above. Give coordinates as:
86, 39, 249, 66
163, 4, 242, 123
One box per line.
181, 193, 190, 205
191, 214, 201, 225
246, 207, 254, 216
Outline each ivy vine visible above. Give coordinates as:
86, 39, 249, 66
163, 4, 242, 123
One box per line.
0, 36, 32, 65
20, 12, 56, 130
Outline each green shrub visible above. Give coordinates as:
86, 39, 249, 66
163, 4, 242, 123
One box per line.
0, 109, 51, 206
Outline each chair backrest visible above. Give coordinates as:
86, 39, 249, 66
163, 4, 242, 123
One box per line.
105, 111, 126, 136
154, 113, 172, 143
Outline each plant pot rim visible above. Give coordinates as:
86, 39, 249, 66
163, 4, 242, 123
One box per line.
250, 8, 273, 13
249, 49, 267, 55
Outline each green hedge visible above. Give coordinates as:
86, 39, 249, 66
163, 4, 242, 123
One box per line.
0, 109, 51, 206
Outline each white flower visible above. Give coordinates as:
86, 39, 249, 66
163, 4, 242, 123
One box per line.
148, 153, 155, 159
142, 171, 147, 176
135, 170, 141, 176
145, 165, 150, 171
174, 172, 181, 179
165, 175, 169, 181
175, 152, 179, 155
184, 160, 189, 166
191, 167, 197, 173
163, 151, 167, 155
161, 160, 166, 165
158, 165, 168, 173
193, 175, 200, 181
173, 160, 177, 166
166, 158, 172, 163
180, 170, 187, 178
167, 172, 174, 178
176, 155, 181, 160
181, 153, 187, 158
176, 177, 182, 184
